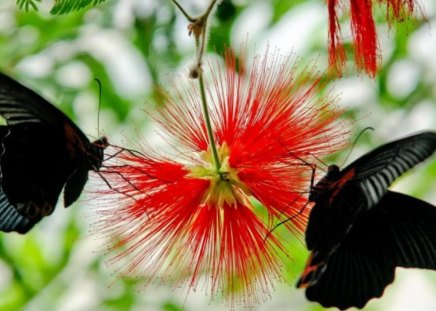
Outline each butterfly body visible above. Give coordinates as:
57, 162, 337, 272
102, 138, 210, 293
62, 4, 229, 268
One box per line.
297, 132, 436, 309
0, 72, 107, 233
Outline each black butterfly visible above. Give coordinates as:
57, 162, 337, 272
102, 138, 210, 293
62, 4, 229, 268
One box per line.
296, 131, 436, 309
0, 72, 108, 234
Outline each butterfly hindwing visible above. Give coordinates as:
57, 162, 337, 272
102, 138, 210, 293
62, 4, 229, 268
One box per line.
0, 123, 78, 232
0, 125, 32, 232
301, 182, 386, 298
64, 166, 89, 208
377, 191, 436, 269
302, 192, 397, 309
301, 190, 436, 309
0, 191, 32, 233
303, 243, 395, 310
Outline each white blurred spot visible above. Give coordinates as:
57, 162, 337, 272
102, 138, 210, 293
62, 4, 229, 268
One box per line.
231, 1, 272, 45
257, 2, 325, 55
16, 53, 54, 77
0, 260, 12, 291
56, 61, 92, 89
78, 27, 152, 98
0, 9, 15, 33
387, 60, 421, 99
409, 21, 436, 73
333, 76, 377, 108
386, 269, 436, 311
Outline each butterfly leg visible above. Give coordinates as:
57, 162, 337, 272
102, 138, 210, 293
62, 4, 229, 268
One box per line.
96, 170, 138, 201
104, 144, 148, 161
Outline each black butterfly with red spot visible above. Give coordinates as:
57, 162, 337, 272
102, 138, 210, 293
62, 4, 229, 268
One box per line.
0, 72, 108, 233
297, 131, 436, 310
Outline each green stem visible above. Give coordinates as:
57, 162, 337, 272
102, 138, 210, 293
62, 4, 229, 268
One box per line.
198, 72, 221, 172
170, 0, 222, 173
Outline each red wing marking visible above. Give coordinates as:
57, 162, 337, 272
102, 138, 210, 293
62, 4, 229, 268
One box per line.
328, 167, 356, 204
297, 252, 320, 288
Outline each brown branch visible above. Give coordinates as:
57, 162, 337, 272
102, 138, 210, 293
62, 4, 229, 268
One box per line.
170, 0, 221, 79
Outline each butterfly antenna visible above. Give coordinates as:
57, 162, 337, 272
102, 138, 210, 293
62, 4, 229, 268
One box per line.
94, 78, 103, 138
340, 127, 374, 167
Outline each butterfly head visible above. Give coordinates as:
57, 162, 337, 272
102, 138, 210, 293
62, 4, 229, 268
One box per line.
309, 164, 341, 202
88, 136, 109, 171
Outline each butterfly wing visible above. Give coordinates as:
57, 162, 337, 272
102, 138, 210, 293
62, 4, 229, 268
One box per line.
0, 123, 79, 233
302, 183, 368, 286
302, 231, 396, 310
0, 73, 93, 233
300, 133, 436, 308
378, 191, 436, 269
0, 126, 33, 232
299, 190, 436, 309
341, 132, 436, 209
0, 73, 92, 157
64, 167, 89, 208
306, 132, 436, 254
0, 73, 77, 128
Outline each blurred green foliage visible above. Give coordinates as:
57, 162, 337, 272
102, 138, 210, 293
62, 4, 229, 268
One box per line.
1, 0, 436, 310
16, 0, 41, 12
16, 0, 108, 14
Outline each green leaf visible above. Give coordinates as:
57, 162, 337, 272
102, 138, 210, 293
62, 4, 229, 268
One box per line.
50, 0, 107, 15
162, 302, 184, 311
16, 0, 41, 12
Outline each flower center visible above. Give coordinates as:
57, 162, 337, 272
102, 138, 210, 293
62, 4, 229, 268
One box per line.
187, 143, 251, 209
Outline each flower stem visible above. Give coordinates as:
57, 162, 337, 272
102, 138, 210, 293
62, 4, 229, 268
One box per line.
170, 0, 222, 173
198, 71, 222, 171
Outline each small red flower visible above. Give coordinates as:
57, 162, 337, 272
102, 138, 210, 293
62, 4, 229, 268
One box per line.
93, 49, 349, 307
328, 0, 421, 77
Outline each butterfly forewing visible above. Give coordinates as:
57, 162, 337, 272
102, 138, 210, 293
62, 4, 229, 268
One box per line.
344, 132, 436, 208
0, 73, 64, 126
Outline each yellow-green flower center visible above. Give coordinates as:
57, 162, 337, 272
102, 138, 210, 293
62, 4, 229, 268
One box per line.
187, 143, 251, 209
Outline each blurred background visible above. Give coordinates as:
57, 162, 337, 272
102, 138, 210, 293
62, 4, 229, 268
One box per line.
0, 0, 435, 310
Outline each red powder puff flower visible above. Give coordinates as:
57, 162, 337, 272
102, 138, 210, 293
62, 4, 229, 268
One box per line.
93, 48, 349, 307
328, 0, 422, 77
